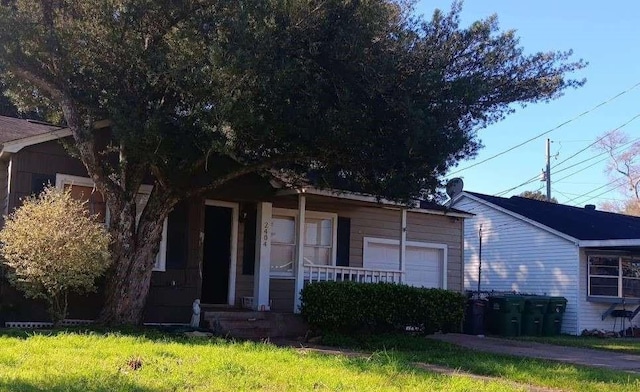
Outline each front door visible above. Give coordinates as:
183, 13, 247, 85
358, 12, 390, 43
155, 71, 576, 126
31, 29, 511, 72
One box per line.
201, 205, 233, 304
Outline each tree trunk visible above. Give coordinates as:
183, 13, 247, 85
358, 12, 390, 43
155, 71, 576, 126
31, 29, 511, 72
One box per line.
98, 199, 169, 325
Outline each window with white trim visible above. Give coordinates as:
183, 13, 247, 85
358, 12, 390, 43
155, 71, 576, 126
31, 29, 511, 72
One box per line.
270, 209, 337, 277
55, 174, 167, 271
588, 255, 640, 298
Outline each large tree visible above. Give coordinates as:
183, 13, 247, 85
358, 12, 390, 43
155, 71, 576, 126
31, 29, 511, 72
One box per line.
0, 0, 585, 324
517, 190, 557, 203
594, 130, 640, 216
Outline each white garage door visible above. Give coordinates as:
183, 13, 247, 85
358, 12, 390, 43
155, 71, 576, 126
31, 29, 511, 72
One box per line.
363, 238, 446, 288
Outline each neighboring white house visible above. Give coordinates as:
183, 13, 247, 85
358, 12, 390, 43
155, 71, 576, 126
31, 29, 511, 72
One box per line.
451, 191, 640, 335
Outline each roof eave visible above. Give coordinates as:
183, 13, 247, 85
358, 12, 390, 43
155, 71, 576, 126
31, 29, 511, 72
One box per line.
276, 187, 473, 218
452, 191, 580, 244
0, 119, 111, 159
580, 239, 640, 248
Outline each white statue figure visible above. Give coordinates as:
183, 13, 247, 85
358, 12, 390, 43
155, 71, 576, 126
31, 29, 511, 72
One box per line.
190, 299, 201, 328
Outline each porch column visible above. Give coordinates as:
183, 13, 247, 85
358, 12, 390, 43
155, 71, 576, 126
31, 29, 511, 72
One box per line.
293, 194, 306, 313
399, 208, 407, 283
253, 202, 272, 311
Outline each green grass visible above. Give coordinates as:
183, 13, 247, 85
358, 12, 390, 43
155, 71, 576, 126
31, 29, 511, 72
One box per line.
0, 329, 524, 392
321, 333, 640, 392
1, 329, 639, 392
514, 334, 640, 355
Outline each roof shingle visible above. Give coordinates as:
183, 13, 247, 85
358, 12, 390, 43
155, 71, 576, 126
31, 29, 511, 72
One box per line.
466, 191, 640, 240
0, 115, 63, 145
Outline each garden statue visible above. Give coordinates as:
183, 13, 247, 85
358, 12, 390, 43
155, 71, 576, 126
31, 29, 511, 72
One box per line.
190, 299, 201, 328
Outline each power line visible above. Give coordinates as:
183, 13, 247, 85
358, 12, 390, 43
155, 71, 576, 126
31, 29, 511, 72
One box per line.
553, 156, 610, 183
448, 80, 640, 175
551, 112, 640, 170
553, 189, 627, 202
496, 135, 640, 196
563, 178, 624, 205
494, 174, 540, 196
553, 136, 640, 182
580, 185, 626, 205
551, 187, 573, 201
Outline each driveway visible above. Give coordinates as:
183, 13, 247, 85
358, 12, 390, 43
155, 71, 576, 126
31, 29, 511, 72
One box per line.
429, 333, 640, 374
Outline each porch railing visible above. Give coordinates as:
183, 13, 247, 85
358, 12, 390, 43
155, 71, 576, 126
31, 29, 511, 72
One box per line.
304, 265, 403, 284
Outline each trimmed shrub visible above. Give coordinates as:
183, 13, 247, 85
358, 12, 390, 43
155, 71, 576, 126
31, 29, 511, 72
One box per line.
299, 281, 466, 335
0, 186, 111, 324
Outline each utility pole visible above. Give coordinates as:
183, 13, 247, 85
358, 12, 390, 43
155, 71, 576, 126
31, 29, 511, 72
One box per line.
545, 138, 551, 202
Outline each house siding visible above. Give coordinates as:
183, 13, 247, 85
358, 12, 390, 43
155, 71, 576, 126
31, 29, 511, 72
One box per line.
454, 195, 580, 335
262, 197, 465, 312
2, 137, 465, 319
9, 138, 87, 212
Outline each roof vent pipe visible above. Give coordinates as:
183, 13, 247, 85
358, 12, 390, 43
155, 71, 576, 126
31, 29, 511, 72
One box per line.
584, 204, 596, 210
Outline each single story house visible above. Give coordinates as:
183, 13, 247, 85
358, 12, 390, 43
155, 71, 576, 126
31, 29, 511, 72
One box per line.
0, 115, 470, 325
451, 191, 640, 335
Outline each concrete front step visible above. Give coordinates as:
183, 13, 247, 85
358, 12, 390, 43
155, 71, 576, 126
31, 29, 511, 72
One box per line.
204, 310, 308, 339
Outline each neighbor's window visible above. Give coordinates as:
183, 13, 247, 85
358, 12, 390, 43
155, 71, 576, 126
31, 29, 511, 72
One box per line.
589, 255, 640, 298
270, 209, 337, 277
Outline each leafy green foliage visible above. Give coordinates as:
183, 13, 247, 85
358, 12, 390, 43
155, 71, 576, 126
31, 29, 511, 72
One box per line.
299, 281, 466, 335
518, 190, 558, 203
0, 186, 111, 324
0, 0, 586, 324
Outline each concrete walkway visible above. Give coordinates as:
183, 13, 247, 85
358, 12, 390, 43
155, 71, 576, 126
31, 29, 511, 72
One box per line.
288, 344, 561, 392
429, 333, 640, 374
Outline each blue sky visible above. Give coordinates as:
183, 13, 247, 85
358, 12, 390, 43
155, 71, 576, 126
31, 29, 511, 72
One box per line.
414, 1, 639, 206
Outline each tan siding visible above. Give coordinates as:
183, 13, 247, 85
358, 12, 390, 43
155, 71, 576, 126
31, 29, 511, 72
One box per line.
271, 196, 465, 292
269, 279, 295, 312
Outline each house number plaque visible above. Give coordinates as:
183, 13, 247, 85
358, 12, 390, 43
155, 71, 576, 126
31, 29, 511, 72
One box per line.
263, 222, 270, 247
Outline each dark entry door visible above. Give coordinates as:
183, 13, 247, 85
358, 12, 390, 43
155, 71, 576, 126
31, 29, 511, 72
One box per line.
201, 205, 233, 304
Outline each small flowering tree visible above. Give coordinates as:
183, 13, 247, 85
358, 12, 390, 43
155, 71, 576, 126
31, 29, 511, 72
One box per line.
0, 186, 111, 324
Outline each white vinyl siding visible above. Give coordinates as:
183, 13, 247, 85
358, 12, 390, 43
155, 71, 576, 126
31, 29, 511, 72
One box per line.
454, 195, 580, 335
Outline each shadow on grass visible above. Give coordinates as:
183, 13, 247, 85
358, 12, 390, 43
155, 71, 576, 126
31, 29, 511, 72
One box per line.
0, 326, 223, 345
0, 326, 285, 353
0, 375, 157, 392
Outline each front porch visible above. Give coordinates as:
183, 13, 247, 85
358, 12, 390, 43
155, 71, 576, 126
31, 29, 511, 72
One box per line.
248, 192, 408, 314
191, 187, 463, 319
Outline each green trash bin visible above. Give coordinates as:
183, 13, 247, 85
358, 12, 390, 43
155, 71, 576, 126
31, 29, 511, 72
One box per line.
542, 297, 567, 336
521, 296, 549, 336
487, 295, 524, 336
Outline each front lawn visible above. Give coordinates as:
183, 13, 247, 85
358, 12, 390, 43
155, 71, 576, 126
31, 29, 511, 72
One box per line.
0, 329, 639, 391
515, 335, 640, 355
0, 329, 524, 392
321, 333, 640, 392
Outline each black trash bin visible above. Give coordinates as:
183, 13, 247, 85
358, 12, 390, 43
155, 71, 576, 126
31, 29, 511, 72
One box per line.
487, 295, 524, 336
521, 296, 549, 336
463, 299, 487, 335
542, 297, 567, 336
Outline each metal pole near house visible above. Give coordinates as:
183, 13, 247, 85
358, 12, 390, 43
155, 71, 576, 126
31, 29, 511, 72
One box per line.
546, 138, 552, 202
477, 224, 482, 297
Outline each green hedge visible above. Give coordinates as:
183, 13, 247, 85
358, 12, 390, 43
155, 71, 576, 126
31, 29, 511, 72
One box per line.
299, 281, 466, 335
